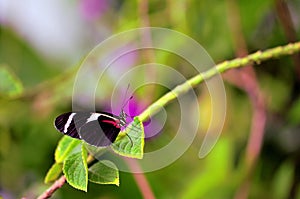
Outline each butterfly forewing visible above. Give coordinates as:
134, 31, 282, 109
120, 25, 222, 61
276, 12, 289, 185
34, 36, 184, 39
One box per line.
55, 112, 78, 139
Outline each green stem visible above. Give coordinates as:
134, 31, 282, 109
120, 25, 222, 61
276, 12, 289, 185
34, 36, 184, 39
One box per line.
137, 41, 300, 122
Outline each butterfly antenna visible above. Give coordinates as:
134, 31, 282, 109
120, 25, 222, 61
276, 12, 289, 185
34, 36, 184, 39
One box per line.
121, 84, 131, 108
123, 96, 133, 109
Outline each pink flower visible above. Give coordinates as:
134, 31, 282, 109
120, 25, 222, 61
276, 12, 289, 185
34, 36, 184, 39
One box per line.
79, 0, 108, 21
127, 97, 163, 140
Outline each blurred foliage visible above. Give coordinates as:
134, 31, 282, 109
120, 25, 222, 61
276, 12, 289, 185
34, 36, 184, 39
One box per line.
0, 65, 23, 98
0, 0, 300, 199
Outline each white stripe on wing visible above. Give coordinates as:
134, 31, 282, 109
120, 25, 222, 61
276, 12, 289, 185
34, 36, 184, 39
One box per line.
86, 113, 118, 123
64, 113, 76, 133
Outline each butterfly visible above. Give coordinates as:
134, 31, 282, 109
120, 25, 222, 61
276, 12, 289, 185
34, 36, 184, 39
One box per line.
54, 109, 132, 147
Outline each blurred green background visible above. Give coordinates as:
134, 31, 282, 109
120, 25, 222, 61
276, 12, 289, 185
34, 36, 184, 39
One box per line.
1, 0, 300, 198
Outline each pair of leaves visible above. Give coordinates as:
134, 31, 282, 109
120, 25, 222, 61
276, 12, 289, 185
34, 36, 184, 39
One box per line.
45, 136, 119, 191
45, 117, 144, 191
63, 145, 120, 190
45, 136, 82, 184
0, 65, 23, 98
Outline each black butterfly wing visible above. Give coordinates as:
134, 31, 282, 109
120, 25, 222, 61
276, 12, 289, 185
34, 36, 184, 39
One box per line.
79, 113, 121, 147
54, 112, 94, 139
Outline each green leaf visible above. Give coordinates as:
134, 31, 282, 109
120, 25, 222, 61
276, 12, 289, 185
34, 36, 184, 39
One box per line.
181, 138, 232, 198
111, 117, 144, 159
44, 162, 63, 183
0, 64, 23, 98
88, 160, 119, 186
63, 145, 88, 192
287, 97, 300, 124
271, 161, 294, 199
55, 136, 82, 163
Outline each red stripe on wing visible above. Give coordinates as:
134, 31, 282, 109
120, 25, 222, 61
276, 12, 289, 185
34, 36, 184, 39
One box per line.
102, 119, 120, 128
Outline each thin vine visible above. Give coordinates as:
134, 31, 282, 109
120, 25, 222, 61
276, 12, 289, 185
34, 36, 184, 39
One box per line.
137, 41, 300, 122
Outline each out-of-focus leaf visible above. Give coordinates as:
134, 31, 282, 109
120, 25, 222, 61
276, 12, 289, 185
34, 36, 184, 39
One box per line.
180, 138, 232, 198
239, 0, 273, 43
44, 162, 63, 183
55, 136, 82, 163
0, 28, 57, 88
111, 117, 144, 159
88, 160, 119, 186
0, 65, 23, 98
271, 161, 293, 199
186, 0, 233, 60
287, 97, 300, 124
260, 74, 290, 112
63, 145, 88, 192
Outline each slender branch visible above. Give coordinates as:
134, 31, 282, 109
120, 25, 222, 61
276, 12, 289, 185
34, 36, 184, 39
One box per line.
37, 176, 66, 199
137, 41, 300, 122
125, 158, 156, 199
37, 155, 95, 199
225, 0, 267, 199
275, 0, 300, 104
